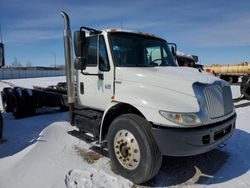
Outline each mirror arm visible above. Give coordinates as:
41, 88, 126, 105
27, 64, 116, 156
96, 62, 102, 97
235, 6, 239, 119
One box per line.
80, 70, 104, 80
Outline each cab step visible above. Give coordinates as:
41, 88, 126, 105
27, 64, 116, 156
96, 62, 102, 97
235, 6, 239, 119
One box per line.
68, 130, 98, 143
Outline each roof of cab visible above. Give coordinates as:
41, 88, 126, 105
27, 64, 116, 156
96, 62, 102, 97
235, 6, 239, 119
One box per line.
102, 28, 163, 40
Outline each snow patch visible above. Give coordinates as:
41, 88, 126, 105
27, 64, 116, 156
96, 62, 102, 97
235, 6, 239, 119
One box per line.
65, 169, 133, 188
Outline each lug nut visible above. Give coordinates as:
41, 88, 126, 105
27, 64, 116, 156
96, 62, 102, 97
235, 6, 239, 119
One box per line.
134, 149, 138, 153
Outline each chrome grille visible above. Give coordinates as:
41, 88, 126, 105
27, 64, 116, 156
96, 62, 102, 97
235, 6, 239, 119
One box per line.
203, 85, 233, 119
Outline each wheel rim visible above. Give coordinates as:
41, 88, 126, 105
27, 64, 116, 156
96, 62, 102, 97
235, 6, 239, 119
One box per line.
114, 129, 140, 170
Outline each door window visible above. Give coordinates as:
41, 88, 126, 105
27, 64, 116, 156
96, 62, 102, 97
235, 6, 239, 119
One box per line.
99, 36, 110, 71
86, 36, 97, 66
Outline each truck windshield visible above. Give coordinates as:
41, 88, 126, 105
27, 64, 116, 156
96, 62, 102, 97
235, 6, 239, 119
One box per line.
109, 32, 177, 67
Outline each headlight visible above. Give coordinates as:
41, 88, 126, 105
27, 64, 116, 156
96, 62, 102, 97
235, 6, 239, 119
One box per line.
159, 111, 202, 126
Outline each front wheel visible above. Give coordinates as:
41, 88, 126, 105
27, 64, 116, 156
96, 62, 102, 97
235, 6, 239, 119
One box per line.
108, 114, 162, 184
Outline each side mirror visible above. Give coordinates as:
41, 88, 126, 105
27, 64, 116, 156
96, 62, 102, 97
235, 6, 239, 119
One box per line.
74, 30, 87, 70
192, 55, 199, 63
168, 43, 177, 59
74, 30, 86, 57
74, 57, 86, 70
0, 43, 5, 68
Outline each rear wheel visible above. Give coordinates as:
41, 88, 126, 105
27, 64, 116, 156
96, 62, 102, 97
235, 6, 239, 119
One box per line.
242, 84, 250, 100
1, 87, 13, 112
12, 88, 27, 119
232, 76, 238, 83
108, 114, 162, 184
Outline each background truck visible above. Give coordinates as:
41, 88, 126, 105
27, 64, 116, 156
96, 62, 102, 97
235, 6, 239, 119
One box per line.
203, 62, 250, 83
61, 12, 236, 183
176, 51, 203, 70
204, 63, 250, 100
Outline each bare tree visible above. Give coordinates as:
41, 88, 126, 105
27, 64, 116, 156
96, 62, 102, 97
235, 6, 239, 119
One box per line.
11, 57, 22, 67
26, 61, 32, 67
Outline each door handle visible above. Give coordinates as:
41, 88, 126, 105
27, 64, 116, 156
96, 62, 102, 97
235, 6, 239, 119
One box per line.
80, 82, 84, 94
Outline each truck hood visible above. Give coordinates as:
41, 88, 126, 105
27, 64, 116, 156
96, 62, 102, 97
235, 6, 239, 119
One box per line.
115, 66, 219, 96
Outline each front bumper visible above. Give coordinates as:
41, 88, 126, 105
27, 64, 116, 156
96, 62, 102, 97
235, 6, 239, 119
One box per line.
151, 113, 236, 156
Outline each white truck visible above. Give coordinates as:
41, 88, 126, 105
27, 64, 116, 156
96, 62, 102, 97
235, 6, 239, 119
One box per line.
61, 12, 236, 183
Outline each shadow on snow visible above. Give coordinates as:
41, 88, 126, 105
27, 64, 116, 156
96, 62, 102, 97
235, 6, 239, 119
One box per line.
0, 111, 68, 158
143, 128, 250, 187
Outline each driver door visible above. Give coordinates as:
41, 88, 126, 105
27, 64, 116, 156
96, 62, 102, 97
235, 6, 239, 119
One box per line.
77, 35, 114, 110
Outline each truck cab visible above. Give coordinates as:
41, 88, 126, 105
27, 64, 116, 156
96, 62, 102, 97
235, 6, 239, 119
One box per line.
61, 12, 236, 184
76, 29, 178, 111
176, 51, 203, 70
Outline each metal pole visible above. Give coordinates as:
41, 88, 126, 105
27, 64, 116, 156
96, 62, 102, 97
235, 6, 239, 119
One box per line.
61, 11, 75, 125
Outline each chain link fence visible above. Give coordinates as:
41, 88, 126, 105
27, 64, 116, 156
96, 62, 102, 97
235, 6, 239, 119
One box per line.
0, 68, 65, 80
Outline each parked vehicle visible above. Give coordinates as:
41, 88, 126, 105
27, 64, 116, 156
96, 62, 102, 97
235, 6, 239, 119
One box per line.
61, 12, 237, 183
204, 62, 250, 83
60, 12, 236, 183
176, 51, 203, 70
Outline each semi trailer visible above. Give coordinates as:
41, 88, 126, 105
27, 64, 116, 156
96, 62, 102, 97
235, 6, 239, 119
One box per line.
1, 82, 68, 119
61, 12, 236, 183
204, 62, 250, 83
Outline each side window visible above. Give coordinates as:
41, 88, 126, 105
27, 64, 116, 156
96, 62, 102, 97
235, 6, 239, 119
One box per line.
99, 36, 110, 71
146, 46, 162, 65
86, 36, 97, 66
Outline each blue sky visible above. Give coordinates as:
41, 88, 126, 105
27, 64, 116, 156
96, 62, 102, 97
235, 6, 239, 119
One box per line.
0, 0, 250, 67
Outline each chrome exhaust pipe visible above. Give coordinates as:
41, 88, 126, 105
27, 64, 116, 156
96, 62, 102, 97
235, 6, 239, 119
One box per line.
61, 11, 75, 125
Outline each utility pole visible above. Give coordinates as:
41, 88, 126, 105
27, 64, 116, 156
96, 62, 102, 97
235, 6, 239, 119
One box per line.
0, 25, 3, 43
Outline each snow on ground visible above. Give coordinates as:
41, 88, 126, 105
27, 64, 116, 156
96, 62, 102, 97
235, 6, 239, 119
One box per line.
0, 77, 250, 188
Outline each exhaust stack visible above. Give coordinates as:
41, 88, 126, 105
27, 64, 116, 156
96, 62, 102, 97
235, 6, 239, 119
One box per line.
61, 11, 75, 125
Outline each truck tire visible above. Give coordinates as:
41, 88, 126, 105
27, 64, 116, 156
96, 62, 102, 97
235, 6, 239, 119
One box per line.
232, 76, 238, 83
225, 76, 233, 83
1, 87, 13, 112
12, 88, 27, 119
107, 114, 162, 184
242, 84, 250, 100
23, 89, 36, 116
